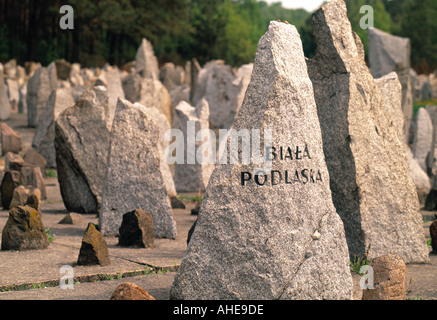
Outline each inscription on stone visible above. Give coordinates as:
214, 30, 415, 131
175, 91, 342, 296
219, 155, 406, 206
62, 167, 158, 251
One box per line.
240, 144, 322, 186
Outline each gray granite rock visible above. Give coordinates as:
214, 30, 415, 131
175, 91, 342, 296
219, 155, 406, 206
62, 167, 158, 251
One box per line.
138, 78, 173, 126
135, 38, 159, 80
0, 73, 11, 120
26, 67, 54, 127
405, 146, 431, 204
307, 0, 429, 264
171, 21, 352, 300
54, 87, 111, 213
95, 66, 125, 125
173, 99, 215, 193
191, 60, 242, 129
99, 99, 176, 239
413, 108, 433, 171
32, 87, 74, 168
142, 106, 177, 197
368, 28, 413, 143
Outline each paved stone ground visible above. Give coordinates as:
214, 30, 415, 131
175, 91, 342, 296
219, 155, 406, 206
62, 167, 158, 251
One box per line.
0, 113, 435, 300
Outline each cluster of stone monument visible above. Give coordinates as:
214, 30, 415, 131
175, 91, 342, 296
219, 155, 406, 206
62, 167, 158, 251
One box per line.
0, 0, 436, 300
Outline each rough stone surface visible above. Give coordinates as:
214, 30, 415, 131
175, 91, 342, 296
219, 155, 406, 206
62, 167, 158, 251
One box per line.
122, 72, 142, 103
118, 209, 155, 248
306, 0, 429, 264
191, 60, 250, 129
99, 99, 176, 239
362, 254, 407, 300
77, 223, 110, 266
369, 28, 410, 78
4, 152, 24, 172
10, 186, 41, 212
170, 196, 185, 209
6, 78, 19, 112
170, 21, 353, 300
58, 212, 86, 225
138, 78, 173, 126
135, 38, 159, 80
369, 28, 413, 143
69, 63, 84, 87
26, 67, 54, 128
1, 171, 21, 209
54, 87, 111, 213
143, 106, 177, 197
431, 221, 437, 253
374, 72, 404, 140
1, 205, 49, 251
173, 99, 215, 193
413, 108, 433, 171
23, 148, 47, 177
1, 123, 22, 155
0, 73, 11, 120
110, 282, 156, 300
405, 146, 431, 204
32, 88, 75, 168
20, 165, 47, 200
159, 62, 185, 92
55, 59, 72, 80
95, 66, 126, 124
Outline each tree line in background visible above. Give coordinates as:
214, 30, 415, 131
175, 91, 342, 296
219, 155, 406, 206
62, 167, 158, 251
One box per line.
0, 0, 436, 74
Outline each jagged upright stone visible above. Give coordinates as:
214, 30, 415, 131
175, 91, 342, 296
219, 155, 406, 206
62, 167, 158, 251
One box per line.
5, 78, 19, 112
100, 99, 176, 239
191, 60, 245, 129
95, 66, 125, 124
170, 21, 352, 300
138, 78, 173, 126
369, 28, 413, 143
173, 99, 215, 193
26, 67, 54, 127
143, 106, 177, 197
135, 38, 159, 80
307, 0, 429, 264
32, 88, 74, 168
0, 73, 11, 120
159, 62, 185, 92
413, 108, 433, 172
54, 87, 111, 213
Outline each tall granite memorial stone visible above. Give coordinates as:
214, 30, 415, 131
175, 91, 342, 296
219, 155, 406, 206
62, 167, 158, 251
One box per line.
307, 0, 429, 264
170, 21, 353, 300
99, 99, 177, 239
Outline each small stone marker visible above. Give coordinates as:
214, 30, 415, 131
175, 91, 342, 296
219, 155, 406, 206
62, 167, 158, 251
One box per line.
23, 148, 47, 177
362, 254, 407, 300
118, 209, 155, 248
1, 123, 22, 155
77, 223, 110, 266
307, 0, 429, 264
10, 186, 41, 212
58, 212, 85, 225
4, 152, 24, 171
1, 205, 49, 251
110, 282, 156, 300
99, 99, 177, 239
1, 171, 22, 209
171, 21, 352, 300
